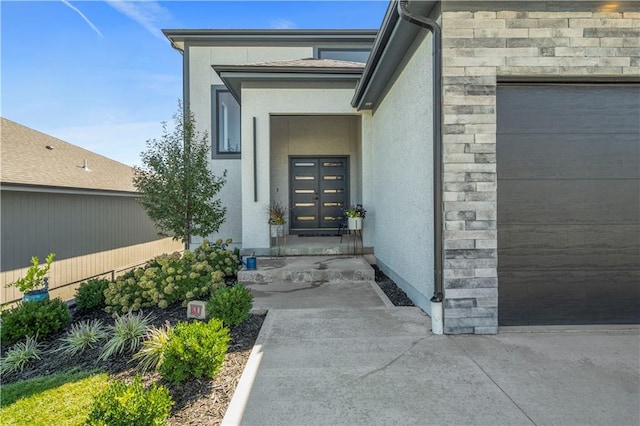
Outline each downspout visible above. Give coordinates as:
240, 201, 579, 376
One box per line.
397, 0, 444, 334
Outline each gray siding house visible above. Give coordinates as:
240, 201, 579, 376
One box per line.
0, 118, 183, 304
165, 0, 639, 333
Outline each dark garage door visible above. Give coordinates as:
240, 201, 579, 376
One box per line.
497, 84, 640, 325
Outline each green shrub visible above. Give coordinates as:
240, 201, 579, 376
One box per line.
0, 335, 42, 375
131, 322, 172, 373
86, 376, 173, 426
0, 298, 71, 346
75, 278, 110, 313
5, 253, 55, 293
160, 319, 230, 384
57, 319, 108, 356
104, 240, 239, 315
193, 238, 241, 278
207, 284, 253, 327
99, 311, 154, 361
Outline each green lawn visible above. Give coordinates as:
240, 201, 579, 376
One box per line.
0, 369, 109, 426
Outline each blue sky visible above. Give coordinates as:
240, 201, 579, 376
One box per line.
1, 0, 388, 166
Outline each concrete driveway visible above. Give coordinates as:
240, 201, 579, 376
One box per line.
224, 274, 640, 425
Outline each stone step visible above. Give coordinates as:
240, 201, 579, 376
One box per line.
238, 255, 375, 284
276, 244, 373, 256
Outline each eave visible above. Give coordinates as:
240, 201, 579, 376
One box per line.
0, 182, 139, 198
352, 0, 438, 110
213, 65, 364, 103
163, 29, 378, 52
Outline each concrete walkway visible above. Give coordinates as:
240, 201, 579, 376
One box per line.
224, 261, 640, 425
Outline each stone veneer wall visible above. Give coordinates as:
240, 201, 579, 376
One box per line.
440, 6, 640, 334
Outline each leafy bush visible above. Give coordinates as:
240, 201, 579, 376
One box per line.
57, 319, 108, 356
86, 376, 173, 426
194, 238, 241, 278
207, 284, 253, 327
0, 298, 71, 346
99, 311, 154, 361
160, 319, 230, 384
75, 278, 110, 313
104, 239, 240, 314
0, 335, 42, 375
5, 253, 55, 293
131, 322, 172, 373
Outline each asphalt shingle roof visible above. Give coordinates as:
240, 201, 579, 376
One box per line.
238, 58, 366, 69
1, 117, 136, 193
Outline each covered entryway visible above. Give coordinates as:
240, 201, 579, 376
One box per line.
497, 83, 640, 325
270, 115, 362, 240
289, 156, 348, 233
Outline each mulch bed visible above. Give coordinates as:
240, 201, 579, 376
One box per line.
2, 266, 410, 424
372, 265, 415, 306
1, 304, 264, 425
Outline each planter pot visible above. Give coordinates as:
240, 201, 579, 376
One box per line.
270, 224, 285, 237
241, 256, 257, 270
23, 288, 50, 303
348, 217, 362, 230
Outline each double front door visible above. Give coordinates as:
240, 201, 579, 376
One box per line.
289, 157, 349, 232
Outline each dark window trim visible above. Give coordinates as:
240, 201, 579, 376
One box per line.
211, 85, 241, 159
314, 46, 371, 60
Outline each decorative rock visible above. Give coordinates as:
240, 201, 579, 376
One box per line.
187, 300, 207, 320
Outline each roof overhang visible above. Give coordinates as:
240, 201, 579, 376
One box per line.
164, 29, 378, 52
213, 65, 364, 103
0, 183, 139, 198
352, 0, 438, 110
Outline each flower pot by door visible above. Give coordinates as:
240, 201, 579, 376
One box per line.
270, 224, 285, 237
348, 217, 362, 230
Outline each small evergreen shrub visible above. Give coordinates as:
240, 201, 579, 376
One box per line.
75, 278, 110, 313
206, 284, 253, 327
86, 376, 173, 426
0, 335, 42, 375
0, 298, 71, 346
160, 319, 230, 384
104, 240, 239, 314
57, 319, 108, 356
99, 311, 154, 360
131, 322, 172, 373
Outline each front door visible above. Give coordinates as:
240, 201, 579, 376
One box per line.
289, 157, 349, 233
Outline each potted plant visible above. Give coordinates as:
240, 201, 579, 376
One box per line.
268, 201, 287, 237
6, 253, 55, 302
345, 204, 366, 230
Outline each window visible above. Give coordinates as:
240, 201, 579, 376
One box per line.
316, 48, 370, 63
212, 86, 240, 158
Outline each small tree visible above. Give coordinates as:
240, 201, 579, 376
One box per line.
134, 102, 227, 248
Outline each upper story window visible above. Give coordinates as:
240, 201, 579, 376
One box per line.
316, 48, 370, 63
212, 86, 240, 158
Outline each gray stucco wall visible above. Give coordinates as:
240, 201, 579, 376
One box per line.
369, 31, 435, 315
439, 6, 640, 334
187, 45, 313, 247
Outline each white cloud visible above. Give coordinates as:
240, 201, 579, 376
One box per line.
60, 0, 103, 37
46, 121, 165, 167
270, 18, 296, 29
105, 0, 171, 41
